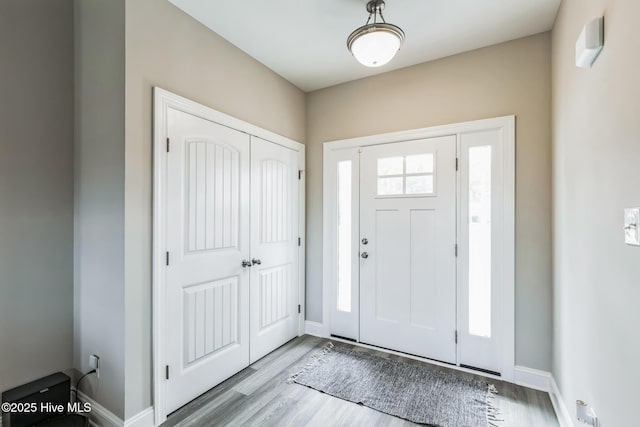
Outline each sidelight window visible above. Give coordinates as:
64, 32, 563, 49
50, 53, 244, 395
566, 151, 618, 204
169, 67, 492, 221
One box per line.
337, 161, 352, 312
468, 145, 492, 338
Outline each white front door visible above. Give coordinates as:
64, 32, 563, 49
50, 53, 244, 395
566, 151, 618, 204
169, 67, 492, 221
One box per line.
359, 136, 457, 363
249, 137, 300, 363
164, 108, 250, 413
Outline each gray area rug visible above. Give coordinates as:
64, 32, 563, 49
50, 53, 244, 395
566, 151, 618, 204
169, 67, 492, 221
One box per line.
288, 343, 500, 427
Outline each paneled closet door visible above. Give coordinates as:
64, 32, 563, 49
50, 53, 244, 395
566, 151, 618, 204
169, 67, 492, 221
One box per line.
249, 136, 300, 363
164, 107, 250, 413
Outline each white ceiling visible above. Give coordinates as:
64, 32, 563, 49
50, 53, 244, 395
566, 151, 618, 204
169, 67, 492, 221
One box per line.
168, 0, 561, 92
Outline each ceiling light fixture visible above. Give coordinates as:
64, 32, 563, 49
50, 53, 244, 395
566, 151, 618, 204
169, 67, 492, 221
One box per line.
347, 0, 405, 68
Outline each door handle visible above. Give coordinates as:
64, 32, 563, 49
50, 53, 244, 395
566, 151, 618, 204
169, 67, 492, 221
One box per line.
361, 252, 369, 259
241, 259, 252, 268
252, 258, 262, 265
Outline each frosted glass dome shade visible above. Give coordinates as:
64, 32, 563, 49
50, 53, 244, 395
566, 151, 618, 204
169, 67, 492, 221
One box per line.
347, 24, 404, 67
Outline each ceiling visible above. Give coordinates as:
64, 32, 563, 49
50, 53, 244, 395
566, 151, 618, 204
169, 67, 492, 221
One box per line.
168, 0, 561, 92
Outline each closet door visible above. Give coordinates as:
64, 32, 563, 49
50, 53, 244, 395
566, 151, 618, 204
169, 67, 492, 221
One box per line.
164, 108, 250, 413
249, 136, 300, 363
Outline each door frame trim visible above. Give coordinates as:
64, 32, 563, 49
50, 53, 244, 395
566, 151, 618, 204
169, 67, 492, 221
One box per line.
322, 115, 515, 381
152, 87, 306, 424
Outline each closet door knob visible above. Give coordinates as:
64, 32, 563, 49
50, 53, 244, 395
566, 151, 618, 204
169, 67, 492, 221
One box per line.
252, 258, 262, 265
361, 252, 369, 259
241, 260, 252, 268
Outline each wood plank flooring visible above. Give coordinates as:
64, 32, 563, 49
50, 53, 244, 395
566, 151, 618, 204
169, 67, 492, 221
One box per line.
161, 335, 559, 427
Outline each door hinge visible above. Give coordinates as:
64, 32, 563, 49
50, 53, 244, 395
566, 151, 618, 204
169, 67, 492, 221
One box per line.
298, 304, 301, 314
166, 137, 170, 153
165, 365, 170, 380
298, 237, 301, 246
455, 244, 458, 257
455, 330, 458, 344
455, 157, 459, 171
166, 251, 170, 266
298, 170, 303, 180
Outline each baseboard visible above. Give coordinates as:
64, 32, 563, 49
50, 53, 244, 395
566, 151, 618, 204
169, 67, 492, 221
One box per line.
514, 365, 551, 392
304, 320, 328, 337
0, 403, 121, 427
76, 390, 123, 427
21, 390, 153, 427
124, 407, 154, 427
511, 367, 574, 426
550, 375, 574, 427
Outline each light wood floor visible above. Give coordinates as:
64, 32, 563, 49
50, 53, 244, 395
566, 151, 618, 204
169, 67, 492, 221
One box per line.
162, 335, 559, 427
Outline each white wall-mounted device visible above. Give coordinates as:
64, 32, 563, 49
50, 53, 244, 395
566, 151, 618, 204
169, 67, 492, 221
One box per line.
576, 17, 604, 68
624, 208, 640, 246
577, 400, 599, 426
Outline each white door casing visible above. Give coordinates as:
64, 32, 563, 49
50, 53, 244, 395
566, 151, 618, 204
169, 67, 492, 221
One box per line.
153, 88, 306, 424
322, 116, 515, 382
250, 136, 300, 363
164, 107, 250, 413
359, 136, 457, 363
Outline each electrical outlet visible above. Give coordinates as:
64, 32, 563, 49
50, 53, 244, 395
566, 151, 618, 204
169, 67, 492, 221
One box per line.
89, 354, 100, 379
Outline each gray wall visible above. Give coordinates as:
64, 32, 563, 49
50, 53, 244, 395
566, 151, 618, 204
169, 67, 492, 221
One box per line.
0, 0, 74, 395
123, 0, 306, 418
306, 33, 553, 371
74, 0, 126, 418
552, 0, 640, 425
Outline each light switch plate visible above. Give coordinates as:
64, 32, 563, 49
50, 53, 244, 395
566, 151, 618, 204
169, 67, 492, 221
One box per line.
624, 208, 640, 246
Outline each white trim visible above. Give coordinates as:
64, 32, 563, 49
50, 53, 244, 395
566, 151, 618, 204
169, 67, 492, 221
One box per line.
550, 375, 575, 427
322, 115, 516, 380
152, 87, 305, 425
298, 147, 307, 336
321, 145, 333, 335
15, 390, 153, 427
76, 390, 122, 427
514, 366, 551, 392
324, 116, 514, 150
501, 116, 516, 381
152, 88, 167, 427
304, 320, 329, 337
124, 407, 155, 427
154, 88, 302, 152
